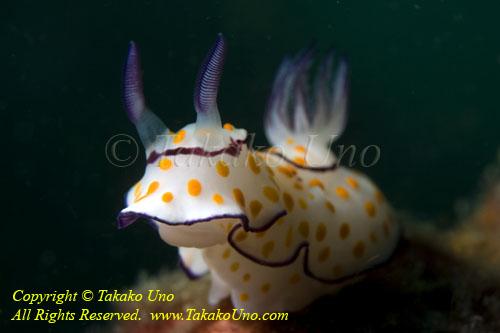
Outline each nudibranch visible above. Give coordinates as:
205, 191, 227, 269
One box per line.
118, 34, 399, 313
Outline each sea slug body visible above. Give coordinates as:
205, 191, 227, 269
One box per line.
118, 34, 399, 313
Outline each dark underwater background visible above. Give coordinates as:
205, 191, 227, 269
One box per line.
3, 0, 500, 331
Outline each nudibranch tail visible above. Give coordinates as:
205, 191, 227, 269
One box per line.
194, 33, 226, 129
122, 41, 167, 148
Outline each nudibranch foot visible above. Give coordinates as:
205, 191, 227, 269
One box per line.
118, 34, 399, 314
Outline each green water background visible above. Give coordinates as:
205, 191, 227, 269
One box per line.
3, 0, 500, 331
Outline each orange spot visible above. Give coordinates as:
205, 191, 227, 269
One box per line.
325, 201, 335, 213
346, 177, 359, 189
158, 158, 172, 170
134, 182, 142, 196
276, 217, 285, 225
339, 223, 350, 240
315, 223, 327, 242
298, 221, 310, 238
288, 273, 300, 284
277, 165, 297, 178
263, 186, 279, 203
318, 247, 330, 262
285, 226, 293, 248
216, 161, 230, 178
365, 201, 377, 218
222, 248, 231, 259
309, 179, 325, 190
243, 274, 251, 282
162, 192, 173, 203
286, 138, 295, 145
248, 154, 261, 174
298, 198, 308, 210
332, 265, 343, 277
375, 189, 384, 203
336, 186, 349, 199
173, 129, 186, 144
261, 241, 275, 259
235, 230, 248, 242
261, 283, 271, 294
239, 293, 248, 302
135, 181, 159, 202
230, 262, 240, 272
295, 145, 307, 152
353, 241, 366, 259
212, 193, 224, 205
294, 157, 306, 166
249, 200, 263, 218
265, 166, 274, 176
223, 123, 234, 131
294, 182, 303, 190
282, 192, 294, 212
233, 188, 245, 207
187, 179, 202, 196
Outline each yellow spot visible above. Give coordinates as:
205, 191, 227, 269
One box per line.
187, 179, 202, 196
222, 248, 231, 259
223, 123, 234, 130
295, 145, 307, 152
332, 265, 343, 277
336, 186, 349, 199
263, 186, 279, 203
277, 165, 297, 178
168, 130, 174, 135
158, 158, 173, 170
212, 193, 224, 205
173, 129, 186, 144
248, 154, 261, 174
242, 274, 251, 282
226, 222, 233, 233
309, 179, 325, 190
318, 247, 330, 262
308, 193, 315, 199
346, 177, 359, 189
276, 217, 285, 226
261, 283, 271, 294
286, 138, 295, 145
375, 189, 384, 203
353, 241, 366, 259
315, 223, 327, 242
255, 231, 266, 238
135, 181, 159, 202
230, 262, 240, 272
365, 201, 376, 218
234, 230, 248, 242
298, 198, 308, 210
283, 192, 294, 212
265, 166, 274, 176
239, 293, 248, 302
387, 211, 395, 224
267, 147, 279, 154
288, 273, 300, 284
162, 192, 173, 203
370, 231, 377, 244
298, 221, 310, 238
339, 223, 350, 240
294, 182, 303, 190
216, 161, 230, 178
249, 200, 263, 218
285, 226, 293, 248
261, 241, 275, 259
325, 201, 335, 213
134, 182, 141, 196
383, 222, 390, 237
294, 157, 306, 166
233, 188, 245, 207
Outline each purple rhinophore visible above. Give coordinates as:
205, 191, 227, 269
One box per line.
122, 41, 146, 123
194, 33, 227, 115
